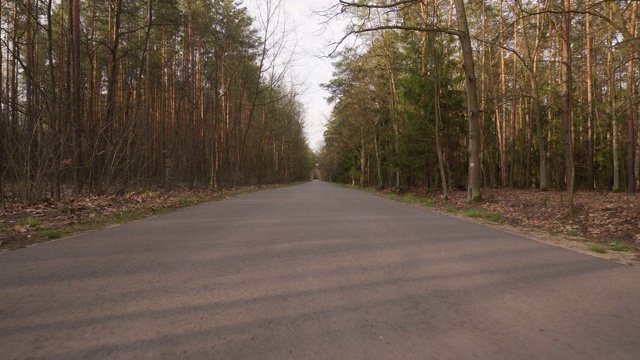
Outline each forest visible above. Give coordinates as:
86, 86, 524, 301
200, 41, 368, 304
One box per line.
317, 0, 640, 203
0, 0, 314, 205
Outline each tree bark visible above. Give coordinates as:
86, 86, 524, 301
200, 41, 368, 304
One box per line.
72, 0, 84, 194
626, 1, 637, 193
498, 0, 508, 188
452, 0, 482, 201
606, 5, 619, 191
561, 0, 575, 212
585, 0, 595, 189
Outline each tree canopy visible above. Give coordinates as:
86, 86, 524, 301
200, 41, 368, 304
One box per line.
318, 0, 640, 200
0, 0, 313, 204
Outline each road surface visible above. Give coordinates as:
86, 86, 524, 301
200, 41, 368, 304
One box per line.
1, 182, 639, 359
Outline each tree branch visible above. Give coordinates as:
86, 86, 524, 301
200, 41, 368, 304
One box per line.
338, 0, 422, 10
329, 24, 460, 57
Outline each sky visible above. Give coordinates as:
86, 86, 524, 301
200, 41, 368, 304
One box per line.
245, 0, 345, 152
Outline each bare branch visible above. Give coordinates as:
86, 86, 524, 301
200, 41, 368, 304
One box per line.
338, 0, 422, 10
328, 25, 460, 57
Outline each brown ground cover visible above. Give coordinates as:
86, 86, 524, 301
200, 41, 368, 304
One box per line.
0, 186, 274, 252
399, 188, 640, 265
419, 189, 639, 241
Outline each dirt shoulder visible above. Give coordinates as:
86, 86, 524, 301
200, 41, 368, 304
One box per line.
0, 185, 289, 252
350, 186, 640, 266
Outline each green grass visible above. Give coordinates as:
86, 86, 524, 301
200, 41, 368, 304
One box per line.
180, 194, 212, 205
608, 240, 631, 252
445, 206, 458, 213
569, 230, 581, 237
419, 199, 435, 207
42, 230, 63, 239
588, 245, 607, 254
181, 197, 196, 206
460, 208, 502, 223
113, 211, 147, 224
461, 208, 487, 218
21, 217, 42, 227
340, 183, 438, 208
355, 186, 377, 194
386, 193, 402, 200
402, 194, 417, 202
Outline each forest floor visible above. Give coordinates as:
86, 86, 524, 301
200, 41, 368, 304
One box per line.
354, 186, 640, 266
0, 185, 287, 252
2, 183, 639, 266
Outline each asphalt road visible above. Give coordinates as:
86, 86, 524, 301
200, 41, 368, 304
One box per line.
1, 182, 639, 359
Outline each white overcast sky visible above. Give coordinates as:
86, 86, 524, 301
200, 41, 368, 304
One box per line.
245, 0, 345, 151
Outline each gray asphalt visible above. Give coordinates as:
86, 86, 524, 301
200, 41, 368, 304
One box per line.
0, 182, 638, 359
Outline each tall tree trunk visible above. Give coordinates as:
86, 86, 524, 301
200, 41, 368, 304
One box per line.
626, 1, 637, 193
434, 61, 449, 198
510, 24, 518, 188
0, 0, 3, 206
498, 0, 508, 188
102, 0, 123, 191
607, 5, 620, 191
46, 0, 61, 200
373, 126, 382, 189
517, 0, 547, 190
72, 0, 83, 194
452, 0, 482, 201
187, 0, 196, 187
422, 0, 449, 198
25, 0, 37, 199
585, 0, 595, 189
143, 0, 153, 182
561, 0, 575, 212
380, 30, 402, 190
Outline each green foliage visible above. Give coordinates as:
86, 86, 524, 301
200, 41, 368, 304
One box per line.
317, 25, 467, 190
419, 199, 436, 207
387, 193, 402, 200
462, 208, 487, 218
608, 241, 631, 252
402, 194, 417, 202
21, 217, 42, 227
42, 231, 63, 239
588, 245, 607, 254
445, 206, 458, 213
183, 194, 210, 204
181, 197, 196, 206
459, 208, 501, 222
114, 211, 146, 224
